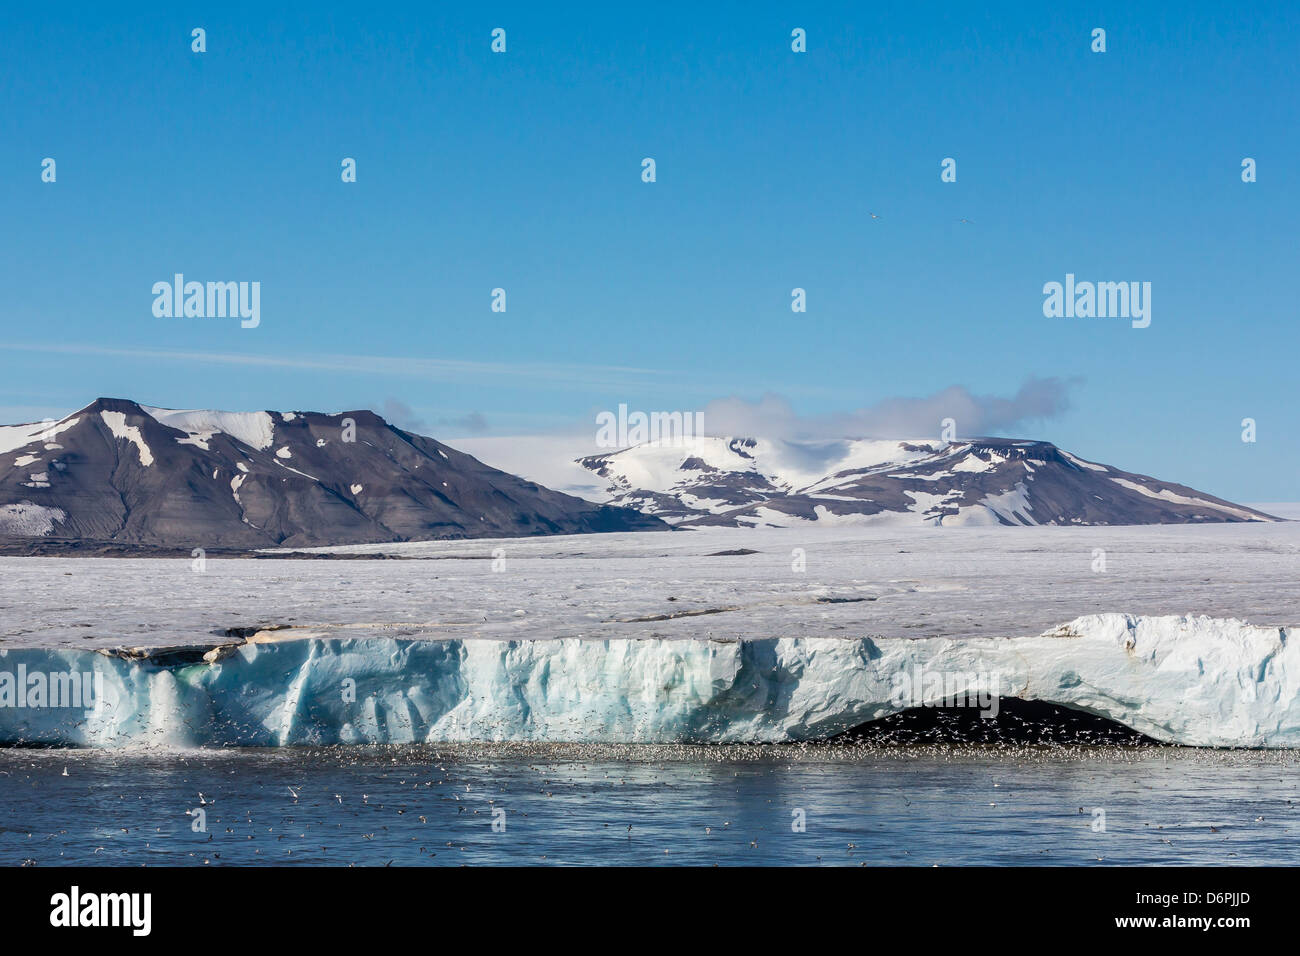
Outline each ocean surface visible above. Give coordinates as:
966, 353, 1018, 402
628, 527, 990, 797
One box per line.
2, 743, 1298, 866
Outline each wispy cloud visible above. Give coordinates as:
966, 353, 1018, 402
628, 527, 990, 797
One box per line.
378, 399, 427, 432
439, 411, 490, 434
377, 398, 491, 436
2, 343, 1078, 443
452, 378, 1079, 443
1, 343, 665, 391
700, 377, 1078, 440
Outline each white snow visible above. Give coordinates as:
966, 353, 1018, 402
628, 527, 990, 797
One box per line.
2, 522, 1299, 746
1109, 477, 1259, 520
978, 482, 1037, 525
1062, 450, 1108, 472
805, 506, 925, 527
274, 461, 320, 482
453, 435, 946, 505
452, 436, 611, 500
275, 446, 292, 459
677, 494, 733, 513
940, 505, 1004, 528
905, 489, 963, 517
0, 417, 81, 455
99, 411, 154, 466
0, 501, 66, 536
350, 484, 363, 495
172, 431, 214, 450
951, 455, 993, 473
602, 436, 940, 500
523, 433, 1269, 529
142, 406, 276, 451
13, 454, 39, 468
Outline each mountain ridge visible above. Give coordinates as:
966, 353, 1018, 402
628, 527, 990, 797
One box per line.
0, 398, 667, 549
575, 434, 1279, 527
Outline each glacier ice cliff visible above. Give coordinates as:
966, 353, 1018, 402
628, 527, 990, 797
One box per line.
0, 613, 1296, 748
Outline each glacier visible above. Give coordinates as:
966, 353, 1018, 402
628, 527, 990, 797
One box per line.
1, 613, 1297, 748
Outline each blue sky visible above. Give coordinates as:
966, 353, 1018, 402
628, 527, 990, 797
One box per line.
1, 2, 1296, 500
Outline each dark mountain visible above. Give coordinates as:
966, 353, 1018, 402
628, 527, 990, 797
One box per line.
0, 398, 667, 549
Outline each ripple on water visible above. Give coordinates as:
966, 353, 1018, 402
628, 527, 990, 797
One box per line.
1, 743, 1298, 866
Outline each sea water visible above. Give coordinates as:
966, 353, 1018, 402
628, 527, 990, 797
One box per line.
1, 744, 1297, 866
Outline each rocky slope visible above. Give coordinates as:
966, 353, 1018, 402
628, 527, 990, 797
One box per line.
0, 398, 667, 549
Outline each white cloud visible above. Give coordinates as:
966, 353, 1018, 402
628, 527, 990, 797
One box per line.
699, 377, 1077, 440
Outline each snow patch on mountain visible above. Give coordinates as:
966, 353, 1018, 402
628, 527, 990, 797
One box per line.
99, 411, 154, 466
1062, 450, 1108, 472
979, 482, 1037, 525
1109, 477, 1261, 521
0, 417, 81, 455
142, 406, 276, 451
0, 501, 66, 536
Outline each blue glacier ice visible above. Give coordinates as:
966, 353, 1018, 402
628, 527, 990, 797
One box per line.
0, 613, 1296, 748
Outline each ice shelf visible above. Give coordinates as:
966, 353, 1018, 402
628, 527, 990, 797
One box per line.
0, 613, 1296, 748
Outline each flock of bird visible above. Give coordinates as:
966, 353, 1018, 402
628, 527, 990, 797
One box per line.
4, 738, 1298, 866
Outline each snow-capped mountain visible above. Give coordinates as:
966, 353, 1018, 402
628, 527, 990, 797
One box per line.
576, 436, 1279, 527
0, 398, 667, 549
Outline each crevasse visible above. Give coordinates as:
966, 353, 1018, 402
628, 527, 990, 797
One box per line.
0, 613, 1295, 748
